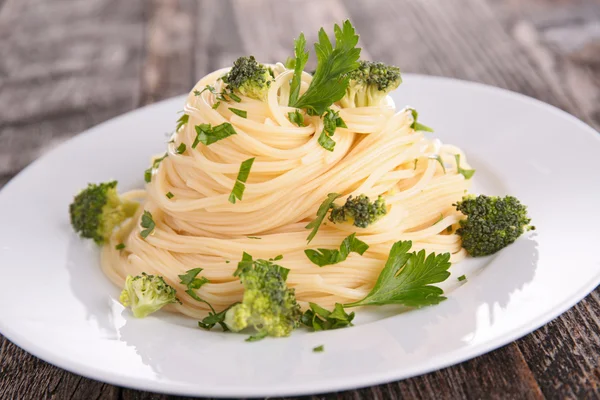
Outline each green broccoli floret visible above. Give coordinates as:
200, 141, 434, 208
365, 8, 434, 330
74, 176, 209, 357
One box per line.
120, 273, 181, 318
221, 56, 274, 101
339, 60, 402, 108
69, 181, 138, 244
455, 195, 534, 257
224, 254, 301, 339
329, 194, 387, 228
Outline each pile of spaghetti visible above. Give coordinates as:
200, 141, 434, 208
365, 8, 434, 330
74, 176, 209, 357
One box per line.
71, 21, 534, 340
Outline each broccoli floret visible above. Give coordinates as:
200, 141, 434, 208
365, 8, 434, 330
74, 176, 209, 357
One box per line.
120, 273, 181, 318
69, 181, 138, 244
339, 60, 402, 108
224, 255, 301, 339
455, 195, 534, 257
329, 194, 387, 228
221, 56, 274, 101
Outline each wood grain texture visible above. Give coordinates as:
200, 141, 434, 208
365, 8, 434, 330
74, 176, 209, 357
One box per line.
0, 0, 599, 399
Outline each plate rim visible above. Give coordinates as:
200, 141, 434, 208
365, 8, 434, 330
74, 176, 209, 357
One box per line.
1, 73, 599, 397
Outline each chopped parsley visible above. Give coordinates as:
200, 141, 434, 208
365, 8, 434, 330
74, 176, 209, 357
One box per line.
305, 233, 369, 267
247, 236, 261, 240
457, 274, 467, 282
192, 122, 237, 149
176, 114, 189, 131
454, 154, 475, 179
313, 345, 325, 353
408, 108, 434, 132
288, 110, 306, 127
166, 192, 174, 199
176, 143, 186, 154
115, 243, 125, 250
144, 153, 168, 183
429, 154, 446, 174
318, 108, 347, 151
301, 303, 355, 331
192, 123, 237, 148
229, 108, 247, 118
305, 193, 341, 243
228, 158, 255, 204
140, 211, 155, 239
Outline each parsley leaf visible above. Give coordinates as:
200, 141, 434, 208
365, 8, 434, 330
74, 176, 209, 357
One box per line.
318, 108, 347, 151
429, 154, 447, 173
144, 153, 168, 183
284, 57, 296, 69
408, 108, 434, 132
345, 241, 451, 308
457, 274, 467, 282
115, 243, 125, 250
140, 210, 155, 239
246, 331, 268, 342
179, 268, 209, 290
229, 107, 247, 118
305, 193, 341, 243
305, 233, 369, 267
301, 303, 355, 331
176, 143, 186, 154
313, 345, 325, 352
290, 20, 361, 115
229, 158, 255, 204
198, 303, 238, 331
178, 268, 232, 331
176, 114, 189, 131
288, 110, 306, 127
192, 123, 237, 148
454, 154, 475, 179
289, 32, 309, 105
166, 191, 174, 199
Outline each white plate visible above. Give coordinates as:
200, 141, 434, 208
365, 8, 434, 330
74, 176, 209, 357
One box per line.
0, 74, 599, 398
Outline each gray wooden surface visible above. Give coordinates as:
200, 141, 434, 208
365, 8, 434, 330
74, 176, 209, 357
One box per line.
1, 0, 599, 399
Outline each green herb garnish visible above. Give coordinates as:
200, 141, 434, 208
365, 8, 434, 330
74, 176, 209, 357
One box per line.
192, 123, 237, 148
166, 192, 174, 199
457, 275, 467, 282
229, 158, 255, 204
301, 303, 355, 331
176, 114, 189, 131
345, 240, 451, 308
429, 155, 446, 174
229, 108, 247, 118
313, 345, 325, 352
454, 154, 475, 179
115, 243, 125, 250
305, 233, 368, 267
176, 143, 186, 154
408, 108, 434, 132
289, 20, 361, 115
288, 110, 306, 127
288, 32, 309, 105
144, 153, 168, 183
305, 193, 341, 243
318, 108, 347, 151
140, 210, 155, 239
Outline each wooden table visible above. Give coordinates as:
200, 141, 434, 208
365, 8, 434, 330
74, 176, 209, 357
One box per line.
1, 0, 599, 398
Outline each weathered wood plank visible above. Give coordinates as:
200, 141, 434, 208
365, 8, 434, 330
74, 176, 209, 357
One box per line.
0, 0, 146, 397
140, 0, 197, 105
